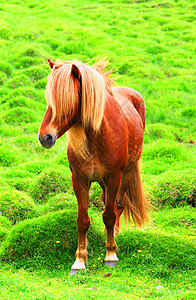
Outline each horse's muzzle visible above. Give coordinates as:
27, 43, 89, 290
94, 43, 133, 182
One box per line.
38, 133, 57, 149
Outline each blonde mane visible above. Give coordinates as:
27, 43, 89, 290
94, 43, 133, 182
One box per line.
46, 59, 114, 131
45, 59, 114, 159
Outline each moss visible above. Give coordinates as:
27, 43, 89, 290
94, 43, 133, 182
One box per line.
34, 77, 47, 89
0, 125, 23, 137
7, 96, 39, 111
181, 106, 196, 118
89, 182, 103, 210
0, 189, 37, 224
148, 169, 196, 207
116, 229, 195, 271
20, 47, 40, 58
22, 161, 51, 175
0, 215, 12, 229
0, 71, 7, 85
5, 74, 32, 89
17, 57, 41, 69
0, 227, 9, 245
43, 38, 59, 50
29, 167, 72, 203
0, 28, 12, 39
143, 140, 190, 162
3, 107, 38, 124
0, 210, 78, 262
145, 124, 178, 143
1, 169, 36, 192
39, 192, 76, 214
0, 62, 13, 76
24, 65, 48, 82
0, 145, 20, 167
7, 86, 42, 101
0, 209, 105, 267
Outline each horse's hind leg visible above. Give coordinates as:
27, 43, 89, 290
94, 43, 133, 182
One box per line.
114, 169, 133, 236
103, 172, 122, 267
70, 173, 90, 274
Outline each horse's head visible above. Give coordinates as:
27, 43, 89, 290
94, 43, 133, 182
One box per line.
38, 59, 81, 149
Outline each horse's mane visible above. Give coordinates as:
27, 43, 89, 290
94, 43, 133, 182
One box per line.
46, 59, 114, 131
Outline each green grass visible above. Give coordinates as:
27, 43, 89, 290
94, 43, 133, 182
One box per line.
0, 0, 195, 299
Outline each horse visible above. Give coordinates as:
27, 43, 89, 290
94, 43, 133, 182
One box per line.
38, 58, 149, 274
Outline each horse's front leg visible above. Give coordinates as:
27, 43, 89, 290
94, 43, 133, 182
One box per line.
103, 172, 122, 267
70, 173, 90, 274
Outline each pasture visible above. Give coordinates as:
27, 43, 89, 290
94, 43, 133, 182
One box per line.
0, 0, 195, 299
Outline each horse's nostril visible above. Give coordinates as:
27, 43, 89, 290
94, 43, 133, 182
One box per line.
46, 134, 53, 145
38, 133, 57, 149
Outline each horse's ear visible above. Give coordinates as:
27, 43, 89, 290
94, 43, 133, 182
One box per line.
72, 64, 80, 80
47, 59, 55, 69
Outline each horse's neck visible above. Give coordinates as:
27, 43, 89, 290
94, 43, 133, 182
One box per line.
66, 123, 90, 160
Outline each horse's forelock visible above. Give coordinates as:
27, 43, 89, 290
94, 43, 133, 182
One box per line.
45, 60, 112, 130
46, 63, 80, 122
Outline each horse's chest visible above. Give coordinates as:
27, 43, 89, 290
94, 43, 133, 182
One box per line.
81, 160, 107, 182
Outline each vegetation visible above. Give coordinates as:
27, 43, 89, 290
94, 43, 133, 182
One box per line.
0, 0, 195, 299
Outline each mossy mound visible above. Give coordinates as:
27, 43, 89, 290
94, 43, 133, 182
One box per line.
24, 65, 49, 82
0, 215, 12, 229
145, 124, 180, 143
39, 192, 76, 214
0, 210, 78, 263
17, 57, 43, 69
0, 61, 13, 77
7, 96, 39, 111
0, 71, 7, 86
1, 168, 35, 192
0, 144, 21, 167
143, 140, 190, 162
0, 125, 23, 137
17, 46, 41, 58
0, 227, 9, 245
0, 27, 12, 40
148, 169, 196, 207
89, 182, 103, 210
30, 167, 72, 203
13, 46, 44, 69
142, 139, 194, 175
34, 77, 47, 89
181, 105, 196, 118
5, 74, 32, 89
0, 209, 105, 267
0, 189, 37, 224
116, 229, 195, 272
3, 107, 38, 124
6, 86, 42, 102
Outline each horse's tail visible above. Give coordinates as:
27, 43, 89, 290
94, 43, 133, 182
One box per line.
123, 159, 149, 227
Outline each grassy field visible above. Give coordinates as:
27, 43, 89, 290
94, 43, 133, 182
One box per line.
0, 0, 195, 299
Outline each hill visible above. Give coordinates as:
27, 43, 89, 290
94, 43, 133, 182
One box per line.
0, 0, 195, 299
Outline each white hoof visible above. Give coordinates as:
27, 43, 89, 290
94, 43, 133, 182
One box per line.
105, 252, 119, 262
105, 252, 119, 267
104, 260, 118, 267
70, 259, 86, 275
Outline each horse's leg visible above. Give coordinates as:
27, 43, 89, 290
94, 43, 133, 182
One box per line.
70, 173, 90, 274
114, 170, 132, 237
103, 172, 122, 267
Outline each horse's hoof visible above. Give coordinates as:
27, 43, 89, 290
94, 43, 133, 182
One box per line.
104, 260, 118, 267
69, 269, 80, 276
70, 259, 86, 275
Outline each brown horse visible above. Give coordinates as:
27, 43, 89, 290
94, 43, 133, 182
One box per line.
38, 59, 148, 273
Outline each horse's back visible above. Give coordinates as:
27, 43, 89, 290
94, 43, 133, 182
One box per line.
112, 86, 146, 130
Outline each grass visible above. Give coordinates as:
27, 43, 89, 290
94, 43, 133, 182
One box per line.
0, 0, 195, 299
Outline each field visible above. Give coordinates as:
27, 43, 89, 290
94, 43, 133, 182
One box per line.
0, 0, 195, 299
